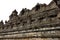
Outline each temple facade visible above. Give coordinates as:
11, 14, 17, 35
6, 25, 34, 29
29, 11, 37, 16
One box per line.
0, 0, 60, 40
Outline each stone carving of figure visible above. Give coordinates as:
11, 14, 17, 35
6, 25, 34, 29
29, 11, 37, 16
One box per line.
5, 20, 8, 24
0, 20, 4, 24
32, 3, 40, 11
20, 8, 25, 15
0, 20, 5, 30
9, 9, 18, 19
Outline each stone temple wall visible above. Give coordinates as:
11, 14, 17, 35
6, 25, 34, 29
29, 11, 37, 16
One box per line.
0, 0, 60, 40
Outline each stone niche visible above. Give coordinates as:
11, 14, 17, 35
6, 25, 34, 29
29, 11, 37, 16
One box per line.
53, 0, 60, 8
